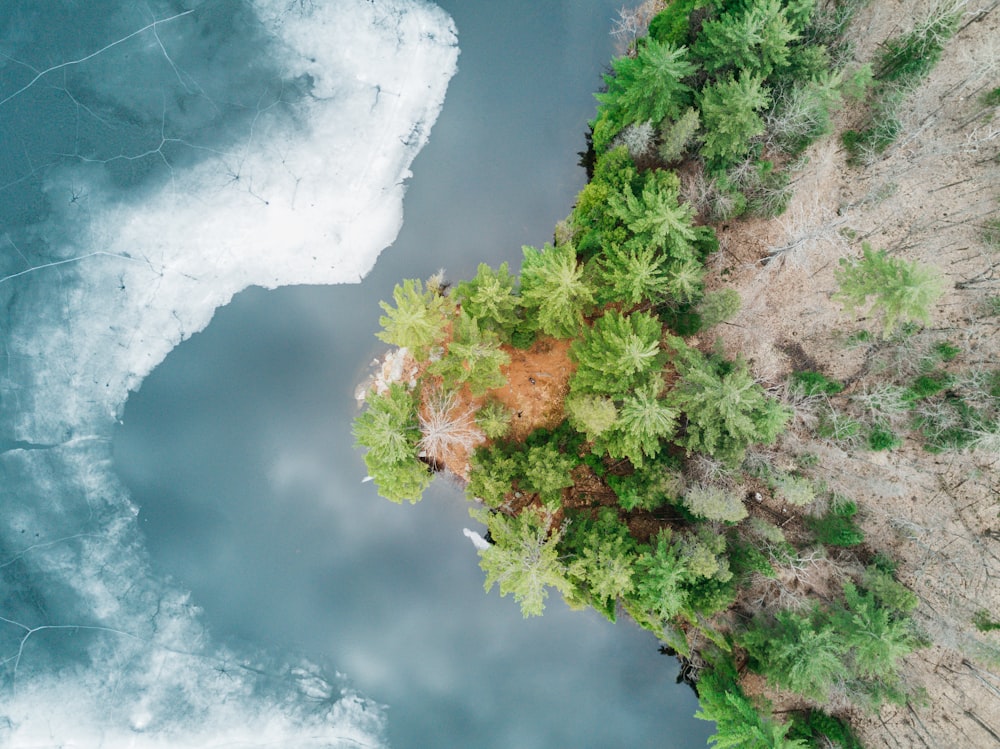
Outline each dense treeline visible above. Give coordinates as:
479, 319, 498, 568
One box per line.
350, 1, 976, 746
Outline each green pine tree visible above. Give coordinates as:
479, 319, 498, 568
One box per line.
834, 244, 943, 336
476, 508, 572, 618
602, 375, 679, 466
669, 345, 790, 464
520, 243, 596, 339
694, 0, 800, 78
453, 262, 521, 338
699, 73, 772, 168
376, 278, 451, 359
593, 39, 698, 151
570, 310, 665, 397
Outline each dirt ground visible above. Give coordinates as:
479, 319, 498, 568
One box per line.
360, 2, 1000, 743
705, 2, 1000, 745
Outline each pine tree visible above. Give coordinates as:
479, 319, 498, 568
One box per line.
520, 243, 595, 339
696, 288, 741, 328
683, 483, 748, 522
834, 244, 943, 336
565, 393, 619, 442
602, 375, 678, 466
353, 383, 420, 466
610, 170, 697, 260
476, 508, 572, 617
376, 278, 451, 359
593, 38, 698, 151
699, 73, 772, 168
669, 345, 790, 464
466, 444, 520, 508
626, 528, 689, 630
430, 309, 510, 396
520, 441, 577, 508
594, 241, 672, 307
836, 583, 918, 681
741, 608, 850, 701
694, 0, 799, 78
563, 508, 638, 620
570, 310, 665, 397
453, 262, 520, 338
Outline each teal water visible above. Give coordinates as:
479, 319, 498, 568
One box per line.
115, 3, 714, 747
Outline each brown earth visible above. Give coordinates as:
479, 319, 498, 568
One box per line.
702, 2, 1000, 745
362, 2, 1000, 743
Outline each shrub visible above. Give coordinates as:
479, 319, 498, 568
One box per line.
682, 483, 748, 522
774, 473, 815, 507
806, 501, 864, 547
790, 370, 844, 396
834, 244, 943, 337
696, 288, 741, 328
867, 426, 901, 451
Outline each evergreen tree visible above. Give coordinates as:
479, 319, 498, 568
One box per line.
565, 393, 619, 442
694, 0, 800, 78
563, 508, 638, 620
520, 441, 577, 508
453, 262, 520, 338
466, 444, 519, 508
696, 664, 809, 749
836, 583, 919, 681
669, 345, 790, 464
594, 241, 672, 307
658, 107, 702, 165
520, 243, 595, 339
476, 508, 572, 617
609, 169, 697, 260
834, 244, 943, 336
626, 528, 689, 630
593, 39, 698, 151
696, 288, 742, 328
570, 310, 665, 397
683, 483, 748, 523
741, 608, 850, 702
699, 73, 772, 168
353, 384, 434, 503
376, 278, 451, 359
353, 383, 420, 466
475, 399, 512, 440
666, 256, 706, 304
430, 309, 510, 396
602, 375, 679, 466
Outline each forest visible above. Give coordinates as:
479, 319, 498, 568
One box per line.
354, 1, 1000, 746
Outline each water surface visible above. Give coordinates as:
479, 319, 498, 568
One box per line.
116, 2, 714, 747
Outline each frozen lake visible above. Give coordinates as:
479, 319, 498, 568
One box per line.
1, 1, 712, 745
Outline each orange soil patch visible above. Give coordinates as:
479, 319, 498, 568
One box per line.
491, 337, 576, 442
417, 336, 577, 480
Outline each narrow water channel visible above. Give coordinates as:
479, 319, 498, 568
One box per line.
114, 2, 715, 746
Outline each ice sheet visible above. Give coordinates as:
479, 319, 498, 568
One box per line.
0, 0, 457, 743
